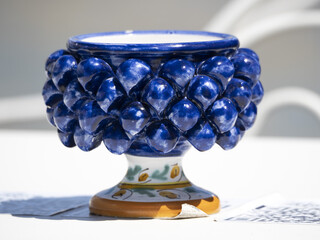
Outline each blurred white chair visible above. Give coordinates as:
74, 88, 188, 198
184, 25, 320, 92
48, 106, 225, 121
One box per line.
204, 0, 320, 136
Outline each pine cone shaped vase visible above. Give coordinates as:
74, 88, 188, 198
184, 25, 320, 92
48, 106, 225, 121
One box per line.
43, 31, 263, 218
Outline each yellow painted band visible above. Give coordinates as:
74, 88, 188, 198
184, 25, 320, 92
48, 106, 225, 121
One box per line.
118, 181, 192, 189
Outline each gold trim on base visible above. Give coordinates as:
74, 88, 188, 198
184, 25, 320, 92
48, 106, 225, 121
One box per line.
89, 195, 220, 218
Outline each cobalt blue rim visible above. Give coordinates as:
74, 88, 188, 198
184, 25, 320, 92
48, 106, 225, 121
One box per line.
67, 30, 239, 53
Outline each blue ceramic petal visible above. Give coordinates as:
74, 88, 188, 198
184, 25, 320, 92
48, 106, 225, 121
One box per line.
57, 129, 76, 147
103, 120, 132, 154
146, 121, 180, 153
216, 126, 241, 150
96, 77, 125, 113
237, 102, 257, 130
141, 77, 175, 115
53, 102, 77, 133
77, 57, 114, 95
126, 138, 190, 157
224, 78, 252, 112
231, 54, 261, 87
120, 101, 150, 136
63, 79, 89, 114
45, 49, 69, 78
46, 107, 55, 127
235, 118, 246, 139
74, 125, 102, 152
251, 81, 264, 105
185, 118, 217, 151
116, 59, 152, 97
236, 48, 259, 62
197, 56, 234, 90
159, 59, 195, 92
42, 79, 63, 108
187, 75, 220, 111
52, 55, 77, 92
79, 100, 111, 134
167, 98, 201, 132
105, 97, 130, 118
207, 97, 238, 133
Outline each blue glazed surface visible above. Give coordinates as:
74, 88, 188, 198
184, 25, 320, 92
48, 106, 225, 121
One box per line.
68, 31, 239, 53
74, 125, 102, 151
159, 59, 195, 93
116, 59, 152, 98
52, 55, 77, 92
53, 102, 77, 133
237, 48, 259, 62
237, 102, 257, 130
43, 31, 263, 156
58, 129, 76, 147
187, 75, 219, 111
120, 101, 150, 136
96, 77, 125, 113
103, 120, 132, 154
224, 78, 252, 112
251, 80, 264, 105
79, 100, 110, 134
63, 80, 88, 114
141, 77, 175, 115
231, 53, 261, 87
46, 107, 55, 127
126, 138, 190, 157
77, 57, 114, 96
146, 120, 180, 153
67, 31, 239, 70
185, 118, 217, 151
42, 80, 63, 108
167, 98, 200, 132
207, 97, 238, 133
216, 126, 241, 150
45, 49, 70, 78
198, 56, 234, 91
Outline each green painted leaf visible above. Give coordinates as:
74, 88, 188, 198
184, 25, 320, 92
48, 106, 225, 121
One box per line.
151, 165, 169, 180
126, 165, 142, 181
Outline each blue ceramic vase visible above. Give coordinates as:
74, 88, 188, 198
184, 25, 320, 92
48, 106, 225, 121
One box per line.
43, 31, 263, 218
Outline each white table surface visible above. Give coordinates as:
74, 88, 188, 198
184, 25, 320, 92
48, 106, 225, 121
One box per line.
0, 130, 320, 239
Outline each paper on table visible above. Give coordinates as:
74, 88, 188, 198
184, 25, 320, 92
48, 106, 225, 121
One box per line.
162, 204, 209, 219
213, 194, 320, 224
0, 193, 90, 216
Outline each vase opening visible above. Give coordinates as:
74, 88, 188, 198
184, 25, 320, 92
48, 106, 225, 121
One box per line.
79, 31, 223, 44
67, 30, 240, 72
68, 30, 239, 54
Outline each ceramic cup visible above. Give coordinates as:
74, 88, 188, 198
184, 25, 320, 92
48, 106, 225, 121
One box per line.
43, 30, 263, 218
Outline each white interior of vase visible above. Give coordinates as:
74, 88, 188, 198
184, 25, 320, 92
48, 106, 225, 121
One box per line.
81, 32, 222, 44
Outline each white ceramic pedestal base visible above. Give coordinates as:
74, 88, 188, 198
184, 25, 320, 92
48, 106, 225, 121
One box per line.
90, 155, 220, 218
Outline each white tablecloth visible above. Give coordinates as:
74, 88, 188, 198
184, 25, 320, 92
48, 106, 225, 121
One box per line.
0, 130, 319, 239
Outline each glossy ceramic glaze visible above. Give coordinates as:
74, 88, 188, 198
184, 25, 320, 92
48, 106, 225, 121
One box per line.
43, 30, 263, 156
90, 154, 220, 218
42, 30, 263, 218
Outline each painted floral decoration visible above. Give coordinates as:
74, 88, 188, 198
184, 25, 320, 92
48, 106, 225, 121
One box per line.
42, 48, 263, 155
